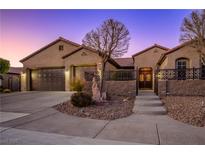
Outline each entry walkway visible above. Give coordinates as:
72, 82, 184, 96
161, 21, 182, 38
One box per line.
133, 90, 167, 115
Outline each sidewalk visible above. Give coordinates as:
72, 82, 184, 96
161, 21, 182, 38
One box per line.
0, 127, 137, 145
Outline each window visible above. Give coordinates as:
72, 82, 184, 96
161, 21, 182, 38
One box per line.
175, 58, 189, 80
176, 58, 188, 69
59, 45, 64, 51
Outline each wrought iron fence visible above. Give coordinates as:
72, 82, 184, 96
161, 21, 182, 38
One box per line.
156, 67, 205, 80
84, 70, 136, 81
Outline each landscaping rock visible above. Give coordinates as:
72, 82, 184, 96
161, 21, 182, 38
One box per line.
54, 97, 134, 120
161, 96, 205, 127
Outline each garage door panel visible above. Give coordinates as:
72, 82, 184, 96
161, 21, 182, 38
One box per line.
31, 68, 65, 91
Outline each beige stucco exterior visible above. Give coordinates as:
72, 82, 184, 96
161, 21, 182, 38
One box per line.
20, 39, 118, 91
21, 73, 26, 91
21, 40, 79, 91
133, 47, 167, 70
22, 40, 79, 69
133, 46, 168, 89
159, 45, 200, 69
63, 48, 117, 90
20, 37, 202, 93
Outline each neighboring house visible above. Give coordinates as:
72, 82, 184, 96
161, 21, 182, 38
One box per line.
20, 37, 204, 93
1, 67, 22, 91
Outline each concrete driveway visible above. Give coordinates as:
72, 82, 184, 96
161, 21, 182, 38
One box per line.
0, 91, 73, 123
0, 91, 73, 113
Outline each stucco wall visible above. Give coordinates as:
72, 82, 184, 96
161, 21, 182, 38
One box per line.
160, 46, 200, 69
21, 40, 118, 91
22, 40, 79, 69
83, 80, 136, 99
158, 80, 205, 96
64, 48, 102, 67
64, 48, 117, 70
21, 73, 26, 91
133, 47, 167, 70
63, 48, 118, 91
133, 47, 167, 89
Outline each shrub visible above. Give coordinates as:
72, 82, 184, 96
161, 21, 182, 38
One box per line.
71, 92, 92, 107
70, 80, 84, 92
3, 89, 11, 93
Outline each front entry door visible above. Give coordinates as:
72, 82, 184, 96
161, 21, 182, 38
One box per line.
139, 68, 152, 89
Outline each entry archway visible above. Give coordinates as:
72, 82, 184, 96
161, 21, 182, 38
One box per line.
139, 67, 153, 89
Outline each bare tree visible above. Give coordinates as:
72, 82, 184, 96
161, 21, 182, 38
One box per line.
82, 19, 130, 98
180, 10, 205, 66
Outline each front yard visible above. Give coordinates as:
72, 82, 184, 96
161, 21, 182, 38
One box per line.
54, 96, 134, 120
161, 96, 205, 127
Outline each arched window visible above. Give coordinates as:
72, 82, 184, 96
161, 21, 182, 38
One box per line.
175, 58, 189, 80
175, 58, 189, 69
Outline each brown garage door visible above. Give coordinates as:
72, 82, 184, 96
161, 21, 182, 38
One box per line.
31, 68, 65, 91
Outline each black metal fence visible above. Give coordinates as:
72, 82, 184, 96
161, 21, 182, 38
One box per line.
84, 70, 136, 81
156, 67, 205, 80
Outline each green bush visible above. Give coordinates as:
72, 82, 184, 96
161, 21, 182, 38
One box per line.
70, 80, 84, 92
3, 89, 11, 93
71, 92, 92, 107
0, 58, 10, 74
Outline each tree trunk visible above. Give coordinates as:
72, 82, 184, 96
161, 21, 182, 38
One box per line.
200, 47, 205, 66
100, 61, 106, 98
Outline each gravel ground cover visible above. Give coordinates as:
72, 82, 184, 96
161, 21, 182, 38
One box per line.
54, 97, 134, 120
161, 96, 205, 127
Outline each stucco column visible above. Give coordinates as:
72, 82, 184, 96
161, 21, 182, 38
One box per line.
65, 65, 75, 91
26, 68, 31, 91
65, 66, 71, 91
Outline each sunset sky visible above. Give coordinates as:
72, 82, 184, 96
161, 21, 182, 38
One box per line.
0, 9, 192, 67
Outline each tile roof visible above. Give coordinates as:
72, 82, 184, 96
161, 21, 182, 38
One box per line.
8, 67, 22, 74
114, 57, 134, 67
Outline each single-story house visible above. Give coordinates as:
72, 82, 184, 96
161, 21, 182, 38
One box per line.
20, 37, 204, 94
20, 37, 134, 91
0, 67, 22, 91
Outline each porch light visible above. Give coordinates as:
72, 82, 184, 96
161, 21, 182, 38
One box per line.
157, 72, 162, 79
65, 69, 70, 76
21, 72, 26, 77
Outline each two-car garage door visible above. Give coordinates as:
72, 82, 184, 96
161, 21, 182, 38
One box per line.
31, 68, 65, 91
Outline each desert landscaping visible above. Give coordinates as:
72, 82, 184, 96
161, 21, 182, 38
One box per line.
162, 96, 205, 127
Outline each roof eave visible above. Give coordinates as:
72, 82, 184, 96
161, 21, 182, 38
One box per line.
132, 44, 169, 58
20, 37, 81, 63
